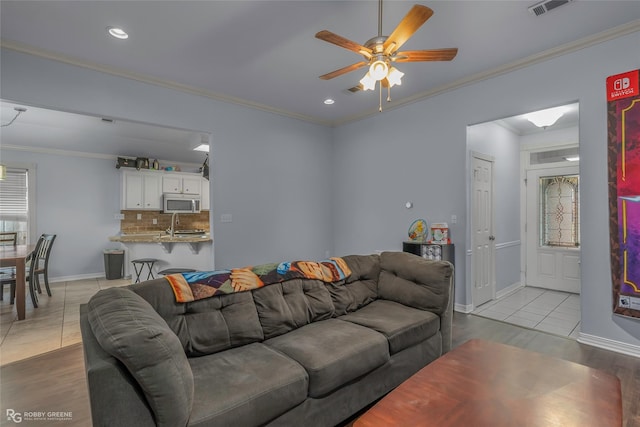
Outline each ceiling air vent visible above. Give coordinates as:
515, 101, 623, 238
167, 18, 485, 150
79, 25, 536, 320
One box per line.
528, 0, 573, 16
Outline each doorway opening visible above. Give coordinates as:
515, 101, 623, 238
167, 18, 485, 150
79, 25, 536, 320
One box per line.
466, 102, 581, 338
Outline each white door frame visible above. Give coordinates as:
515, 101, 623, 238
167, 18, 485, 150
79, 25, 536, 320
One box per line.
470, 151, 496, 308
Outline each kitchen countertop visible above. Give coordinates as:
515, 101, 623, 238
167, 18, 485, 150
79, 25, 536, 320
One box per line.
109, 232, 212, 243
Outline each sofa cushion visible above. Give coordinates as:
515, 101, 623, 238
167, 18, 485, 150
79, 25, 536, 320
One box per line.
328, 254, 380, 315
132, 279, 264, 356
252, 279, 335, 339
87, 287, 193, 427
378, 251, 453, 316
339, 299, 440, 354
265, 318, 389, 398
188, 342, 308, 427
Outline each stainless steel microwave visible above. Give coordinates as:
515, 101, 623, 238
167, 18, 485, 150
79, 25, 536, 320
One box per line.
163, 193, 201, 214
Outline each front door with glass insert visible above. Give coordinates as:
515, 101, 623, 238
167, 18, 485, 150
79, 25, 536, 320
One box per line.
525, 166, 581, 293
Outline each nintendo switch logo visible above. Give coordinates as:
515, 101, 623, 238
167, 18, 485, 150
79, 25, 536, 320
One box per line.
613, 77, 630, 91
607, 70, 639, 101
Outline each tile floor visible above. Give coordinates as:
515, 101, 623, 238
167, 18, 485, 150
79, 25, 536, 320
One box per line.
472, 286, 581, 339
0, 277, 130, 366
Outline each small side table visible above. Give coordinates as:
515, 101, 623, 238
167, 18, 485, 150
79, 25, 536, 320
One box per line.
131, 258, 158, 283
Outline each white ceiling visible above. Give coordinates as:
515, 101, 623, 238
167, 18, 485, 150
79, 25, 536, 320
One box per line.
0, 1, 634, 163
1, 1, 639, 126
0, 101, 210, 164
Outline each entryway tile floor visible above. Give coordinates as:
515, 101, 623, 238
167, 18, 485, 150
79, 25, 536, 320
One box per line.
472, 287, 581, 339
0, 277, 131, 365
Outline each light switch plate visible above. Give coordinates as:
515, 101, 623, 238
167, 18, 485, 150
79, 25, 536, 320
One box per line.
221, 214, 232, 223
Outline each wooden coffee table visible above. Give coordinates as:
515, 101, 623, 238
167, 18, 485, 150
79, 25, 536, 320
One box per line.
355, 339, 622, 427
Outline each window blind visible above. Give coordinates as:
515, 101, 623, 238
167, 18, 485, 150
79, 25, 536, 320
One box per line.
0, 168, 28, 220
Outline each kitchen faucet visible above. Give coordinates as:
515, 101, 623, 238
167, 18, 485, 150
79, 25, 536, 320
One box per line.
169, 212, 179, 237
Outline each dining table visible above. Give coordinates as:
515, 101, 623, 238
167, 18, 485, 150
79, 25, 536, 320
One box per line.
0, 244, 36, 320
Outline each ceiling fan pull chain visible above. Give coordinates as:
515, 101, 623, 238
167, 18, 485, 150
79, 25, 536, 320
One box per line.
387, 86, 391, 103
379, 83, 383, 112
378, 0, 383, 37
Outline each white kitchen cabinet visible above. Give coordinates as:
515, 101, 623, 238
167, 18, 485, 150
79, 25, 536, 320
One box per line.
201, 178, 210, 210
162, 174, 201, 195
122, 171, 162, 210
182, 176, 201, 195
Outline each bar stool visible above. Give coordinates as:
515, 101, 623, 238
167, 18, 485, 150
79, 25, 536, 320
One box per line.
159, 268, 196, 276
131, 258, 158, 283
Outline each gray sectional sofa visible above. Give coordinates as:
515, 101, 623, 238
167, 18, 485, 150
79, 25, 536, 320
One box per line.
80, 251, 454, 427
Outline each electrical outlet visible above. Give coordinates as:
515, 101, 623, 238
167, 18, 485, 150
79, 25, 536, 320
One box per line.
221, 214, 232, 223
114, 213, 124, 220
137, 213, 142, 220
451, 214, 457, 224
152, 218, 158, 225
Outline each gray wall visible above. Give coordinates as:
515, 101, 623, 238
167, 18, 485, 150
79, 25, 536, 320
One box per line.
2, 29, 639, 349
0, 151, 120, 280
467, 121, 521, 297
332, 31, 640, 347
0, 48, 334, 273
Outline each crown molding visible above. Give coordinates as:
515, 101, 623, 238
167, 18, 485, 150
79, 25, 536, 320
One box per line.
333, 19, 640, 126
0, 40, 330, 127
2, 19, 638, 128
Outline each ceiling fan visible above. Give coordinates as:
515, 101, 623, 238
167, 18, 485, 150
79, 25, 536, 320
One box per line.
315, 0, 458, 111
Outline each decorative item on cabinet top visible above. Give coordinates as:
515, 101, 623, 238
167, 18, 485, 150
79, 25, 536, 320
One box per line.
116, 156, 151, 170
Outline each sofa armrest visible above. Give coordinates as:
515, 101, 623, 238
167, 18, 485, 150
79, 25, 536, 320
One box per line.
378, 251, 454, 353
80, 304, 157, 427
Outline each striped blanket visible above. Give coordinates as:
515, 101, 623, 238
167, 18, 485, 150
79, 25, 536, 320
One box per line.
165, 257, 351, 303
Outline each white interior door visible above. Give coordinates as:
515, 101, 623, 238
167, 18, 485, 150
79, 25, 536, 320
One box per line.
472, 154, 496, 307
525, 166, 581, 293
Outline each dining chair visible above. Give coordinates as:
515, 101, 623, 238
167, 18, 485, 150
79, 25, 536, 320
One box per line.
30, 234, 57, 297
0, 232, 18, 246
0, 234, 56, 308
0, 232, 18, 302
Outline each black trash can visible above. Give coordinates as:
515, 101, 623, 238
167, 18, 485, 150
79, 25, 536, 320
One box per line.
104, 249, 125, 280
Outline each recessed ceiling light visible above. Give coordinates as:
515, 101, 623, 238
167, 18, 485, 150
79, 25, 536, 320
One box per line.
107, 27, 129, 40
324, 99, 335, 105
193, 144, 210, 152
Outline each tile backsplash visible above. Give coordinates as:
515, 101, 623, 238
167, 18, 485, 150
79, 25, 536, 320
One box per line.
120, 210, 210, 234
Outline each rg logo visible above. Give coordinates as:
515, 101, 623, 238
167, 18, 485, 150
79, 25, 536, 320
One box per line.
6, 409, 22, 423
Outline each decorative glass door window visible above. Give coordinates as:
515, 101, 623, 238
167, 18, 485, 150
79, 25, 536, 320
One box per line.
539, 174, 580, 248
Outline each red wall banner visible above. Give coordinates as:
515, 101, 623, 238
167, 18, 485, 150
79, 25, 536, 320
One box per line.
608, 69, 640, 318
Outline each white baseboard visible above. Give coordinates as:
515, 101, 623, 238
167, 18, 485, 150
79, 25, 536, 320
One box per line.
454, 303, 474, 313
50, 273, 109, 283
578, 333, 640, 358
496, 282, 524, 299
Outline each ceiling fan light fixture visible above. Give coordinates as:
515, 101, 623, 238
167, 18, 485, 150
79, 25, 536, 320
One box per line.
369, 59, 388, 81
387, 67, 404, 87
524, 106, 568, 128
360, 72, 376, 91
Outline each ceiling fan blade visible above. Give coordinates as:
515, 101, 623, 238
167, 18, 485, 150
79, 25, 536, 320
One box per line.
394, 48, 458, 62
383, 5, 434, 54
315, 30, 373, 57
319, 62, 368, 80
